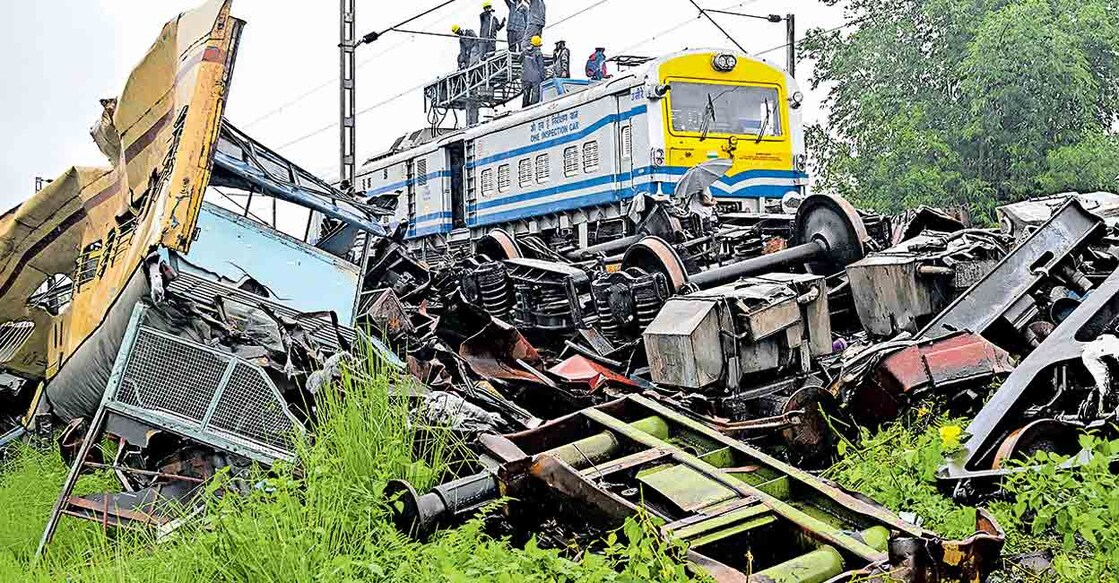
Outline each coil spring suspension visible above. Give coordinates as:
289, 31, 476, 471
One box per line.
475, 262, 513, 320
592, 270, 671, 345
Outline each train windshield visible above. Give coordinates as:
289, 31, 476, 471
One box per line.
669, 82, 782, 137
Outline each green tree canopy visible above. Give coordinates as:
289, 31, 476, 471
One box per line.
803, 0, 1119, 215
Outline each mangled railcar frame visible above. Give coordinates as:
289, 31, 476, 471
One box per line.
389, 394, 1005, 582
0, 0, 400, 554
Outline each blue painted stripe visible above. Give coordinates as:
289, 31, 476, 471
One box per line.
471, 166, 805, 212
472, 173, 624, 211
711, 184, 800, 199
471, 179, 804, 225
404, 177, 805, 238
364, 170, 451, 197
469, 106, 649, 169
473, 188, 625, 226
414, 211, 452, 223
409, 224, 449, 237
638, 166, 808, 183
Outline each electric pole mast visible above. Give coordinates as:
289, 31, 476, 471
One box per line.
340, 0, 357, 189
785, 13, 796, 78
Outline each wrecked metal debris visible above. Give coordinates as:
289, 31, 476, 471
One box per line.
10, 0, 1119, 578
387, 395, 1005, 582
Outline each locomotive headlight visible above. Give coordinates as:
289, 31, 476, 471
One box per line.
652, 148, 666, 166
712, 53, 738, 72
788, 91, 805, 110
794, 154, 808, 172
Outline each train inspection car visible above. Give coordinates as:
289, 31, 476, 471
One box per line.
358, 49, 808, 255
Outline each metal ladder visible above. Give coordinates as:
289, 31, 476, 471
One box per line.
465, 140, 477, 226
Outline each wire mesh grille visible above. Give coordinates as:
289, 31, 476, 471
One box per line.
117, 331, 225, 427
0, 320, 34, 363
209, 363, 296, 450
113, 328, 297, 456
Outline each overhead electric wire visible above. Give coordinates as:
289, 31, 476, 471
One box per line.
360, 0, 460, 44
244, 2, 463, 129
549, 0, 614, 29
243, 37, 416, 128
619, 0, 760, 54
278, 78, 432, 150
683, 0, 747, 53
395, 28, 507, 43
275, 0, 621, 151
754, 16, 869, 56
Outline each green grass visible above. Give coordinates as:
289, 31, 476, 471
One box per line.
826, 410, 1119, 582
0, 348, 693, 582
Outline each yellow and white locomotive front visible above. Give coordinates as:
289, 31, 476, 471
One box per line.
639, 50, 808, 211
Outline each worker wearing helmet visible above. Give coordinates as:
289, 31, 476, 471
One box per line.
552, 40, 570, 78
522, 35, 546, 107
452, 25, 480, 69
479, 1, 505, 58
504, 0, 527, 52
522, 0, 546, 50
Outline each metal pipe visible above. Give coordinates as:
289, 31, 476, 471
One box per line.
750, 526, 888, 583
750, 546, 843, 583
389, 416, 669, 536
688, 241, 824, 289
567, 234, 645, 260
545, 416, 669, 469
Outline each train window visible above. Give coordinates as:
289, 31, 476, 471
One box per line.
481, 168, 495, 197
583, 141, 600, 173
498, 164, 511, 193
28, 274, 73, 316
669, 82, 782, 137
417, 159, 428, 186
535, 154, 550, 184
620, 126, 633, 160
518, 159, 533, 187
563, 147, 579, 177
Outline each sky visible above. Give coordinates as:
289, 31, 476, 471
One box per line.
0, 0, 846, 211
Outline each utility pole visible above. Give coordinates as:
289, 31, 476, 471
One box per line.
785, 13, 796, 78
340, 0, 357, 189
703, 10, 796, 77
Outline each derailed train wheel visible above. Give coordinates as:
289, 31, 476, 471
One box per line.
620, 236, 689, 293
781, 386, 839, 467
476, 229, 522, 261
792, 195, 869, 275
991, 419, 1081, 469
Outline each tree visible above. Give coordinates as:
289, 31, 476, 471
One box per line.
803, 0, 1119, 216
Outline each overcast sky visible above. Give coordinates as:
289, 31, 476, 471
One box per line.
0, 0, 844, 210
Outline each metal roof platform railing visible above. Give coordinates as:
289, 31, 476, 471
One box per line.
424, 50, 524, 112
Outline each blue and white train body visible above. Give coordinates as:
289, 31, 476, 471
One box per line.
357, 49, 808, 251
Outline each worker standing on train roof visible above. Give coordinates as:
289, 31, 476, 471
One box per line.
523, 0, 546, 49
504, 0, 527, 52
586, 47, 610, 81
552, 40, 570, 78
452, 25, 479, 69
479, 1, 504, 58
522, 36, 546, 107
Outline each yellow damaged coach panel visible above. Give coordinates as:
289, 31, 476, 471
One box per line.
0, 0, 240, 381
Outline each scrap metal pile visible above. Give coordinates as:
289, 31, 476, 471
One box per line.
5, 1, 1119, 580
370, 184, 1119, 581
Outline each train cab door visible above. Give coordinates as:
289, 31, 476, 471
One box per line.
446, 141, 467, 231
615, 96, 635, 195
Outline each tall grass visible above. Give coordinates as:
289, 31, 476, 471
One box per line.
0, 344, 690, 582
